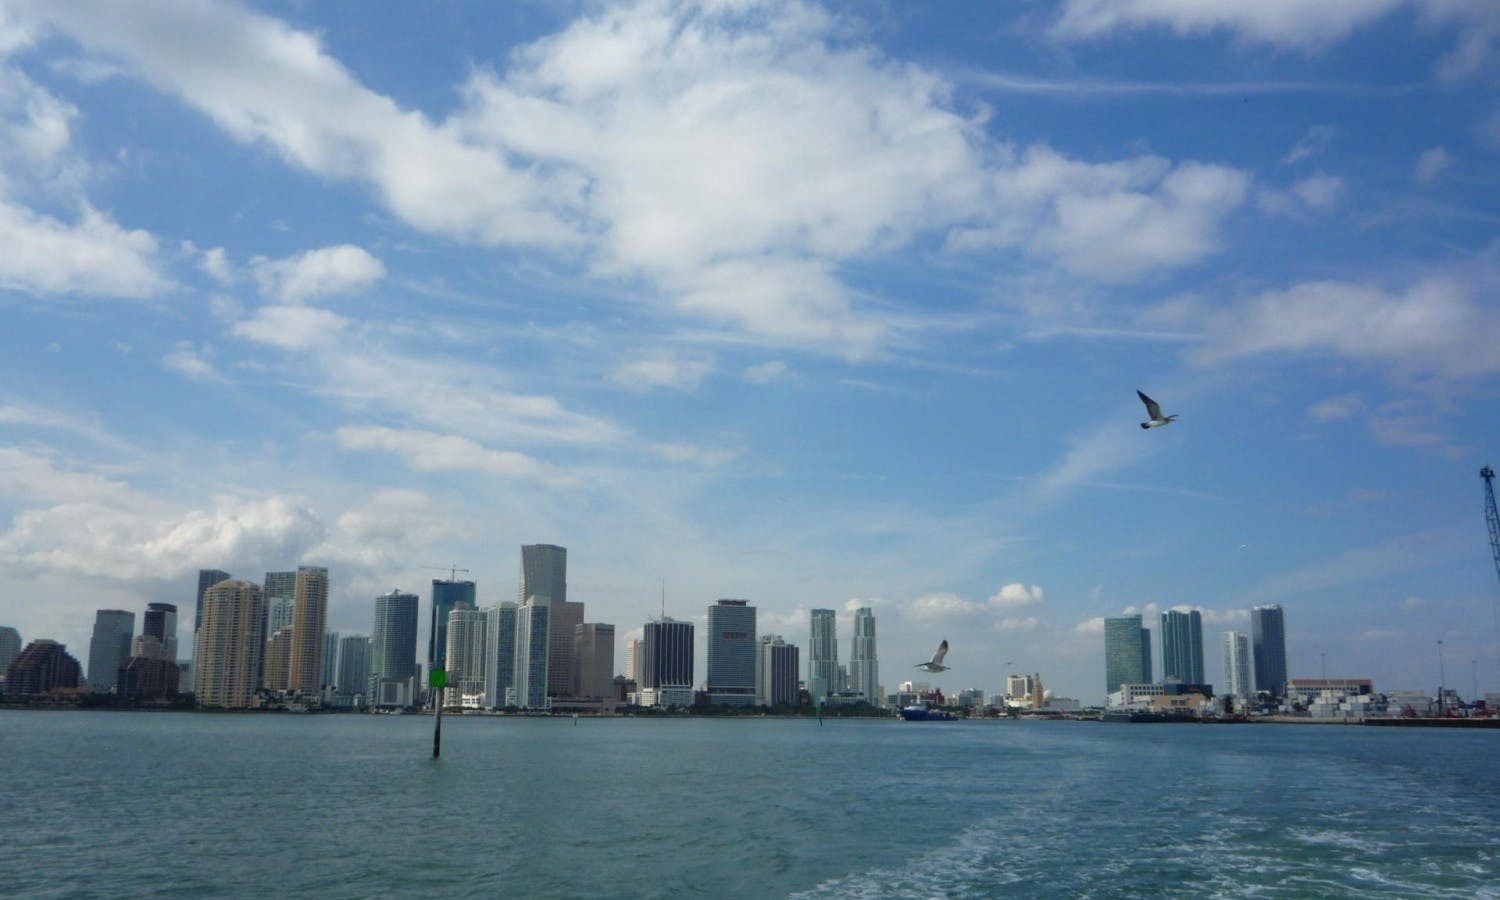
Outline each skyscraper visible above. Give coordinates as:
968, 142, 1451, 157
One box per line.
1223, 631, 1252, 701
1251, 605, 1288, 699
547, 600, 585, 699
262, 627, 293, 691
1159, 609, 1204, 684
519, 544, 567, 605
706, 600, 756, 706
194, 580, 265, 709
0, 626, 21, 681
195, 569, 231, 636
371, 589, 419, 708
335, 634, 370, 705
444, 606, 487, 702
263, 571, 297, 605
87, 610, 135, 693
429, 579, 476, 672
849, 607, 879, 703
573, 622, 615, 699
142, 603, 178, 661
320, 630, 340, 691
755, 635, 799, 707
808, 609, 838, 702
483, 603, 518, 709
625, 638, 641, 682
513, 598, 551, 709
640, 617, 694, 708
5, 639, 82, 694
1104, 614, 1152, 696
288, 566, 328, 697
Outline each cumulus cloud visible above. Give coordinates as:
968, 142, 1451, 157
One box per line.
609, 354, 713, 392
1072, 616, 1104, 636
0, 200, 166, 297
988, 583, 1045, 609
1414, 147, 1455, 184
232, 304, 349, 350
162, 340, 215, 379
907, 592, 980, 620
1257, 174, 1345, 217
251, 244, 384, 303
333, 425, 562, 481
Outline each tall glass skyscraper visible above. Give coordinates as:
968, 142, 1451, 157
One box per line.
519, 544, 567, 605
641, 617, 694, 707
86, 609, 135, 692
706, 600, 756, 706
429, 579, 476, 672
335, 634, 370, 704
808, 608, 838, 702
513, 599, 551, 709
1222, 631, 1252, 701
1104, 614, 1152, 695
755, 635, 799, 707
849, 607, 879, 704
1159, 609, 1204, 684
142, 603, 178, 661
194, 568, 230, 636
444, 606, 488, 701
371, 589, 419, 708
483, 603, 517, 709
1251, 605, 1288, 699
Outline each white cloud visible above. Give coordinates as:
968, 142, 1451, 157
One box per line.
200, 245, 232, 283
649, 442, 739, 467
1399, 595, 1425, 610
162, 340, 214, 379
1281, 126, 1336, 165
609, 354, 713, 392
1071, 616, 1104, 636
233, 304, 349, 350
1307, 393, 1365, 422
988, 583, 1045, 609
742, 360, 789, 384
994, 616, 1040, 632
1191, 277, 1500, 378
907, 592, 981, 620
1034, 421, 1155, 498
251, 244, 384, 303
0, 200, 165, 298
1414, 147, 1455, 184
333, 425, 561, 481
0, 445, 134, 505
1051, 0, 1406, 48
1258, 174, 1344, 217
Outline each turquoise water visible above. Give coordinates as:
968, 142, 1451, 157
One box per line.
3, 712, 1497, 897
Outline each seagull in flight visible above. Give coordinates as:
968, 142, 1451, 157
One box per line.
915, 640, 949, 673
1137, 390, 1177, 430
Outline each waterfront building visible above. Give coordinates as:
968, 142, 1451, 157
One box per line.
262, 627, 293, 691
754, 636, 799, 706
5, 639, 82, 694
444, 605, 488, 703
142, 603, 179, 661
335, 635, 371, 706
1251, 605, 1288, 699
1222, 631, 1252, 701
483, 603, 518, 709
1005, 673, 1043, 709
639, 617, 694, 708
706, 600, 757, 706
625, 638, 640, 682
0, 626, 20, 684
118, 654, 179, 699
573, 623, 615, 699
194, 580, 265, 709
131, 634, 167, 660
808, 608, 838, 703
288, 566, 328, 697
849, 607, 879, 704
194, 568, 231, 637
513, 597, 551, 709
1104, 615, 1152, 696
429, 579, 476, 673
519, 544, 567, 605
1110, 681, 1214, 715
1160, 609, 1204, 684
371, 589, 419, 708
263, 571, 297, 607
547, 600, 585, 699
87, 609, 135, 692
321, 631, 340, 691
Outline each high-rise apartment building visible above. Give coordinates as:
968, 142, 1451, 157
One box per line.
808, 609, 839, 702
335, 635, 371, 704
1159, 609, 1205, 684
371, 589, 419, 708
288, 566, 328, 697
262, 627, 293, 691
87, 609, 135, 692
573, 622, 615, 699
519, 544, 567, 605
321, 631, 340, 691
755, 635, 799, 707
142, 603, 179, 661
1222, 631, 1252, 701
1251, 605, 1288, 699
547, 600, 585, 699
194, 569, 231, 636
263, 571, 297, 606
640, 617, 694, 707
0, 626, 21, 681
444, 606, 488, 702
707, 600, 756, 706
194, 580, 265, 709
5, 639, 82, 694
483, 603, 518, 709
1104, 614, 1152, 696
429, 579, 476, 672
513, 598, 551, 709
625, 638, 640, 682
849, 607, 879, 704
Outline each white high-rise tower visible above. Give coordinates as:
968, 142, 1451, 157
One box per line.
849, 607, 879, 705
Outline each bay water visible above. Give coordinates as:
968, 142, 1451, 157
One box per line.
3, 711, 1497, 897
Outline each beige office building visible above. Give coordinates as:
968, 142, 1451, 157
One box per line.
194, 579, 266, 709
288, 566, 329, 696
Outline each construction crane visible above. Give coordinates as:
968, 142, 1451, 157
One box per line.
1484, 466, 1500, 591
423, 564, 471, 582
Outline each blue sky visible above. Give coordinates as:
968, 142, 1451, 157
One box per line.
1, 0, 1497, 704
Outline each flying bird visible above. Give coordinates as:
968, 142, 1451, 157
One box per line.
915, 640, 950, 673
1137, 390, 1177, 429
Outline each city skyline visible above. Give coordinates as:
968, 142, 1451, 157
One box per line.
2, 1, 1497, 705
